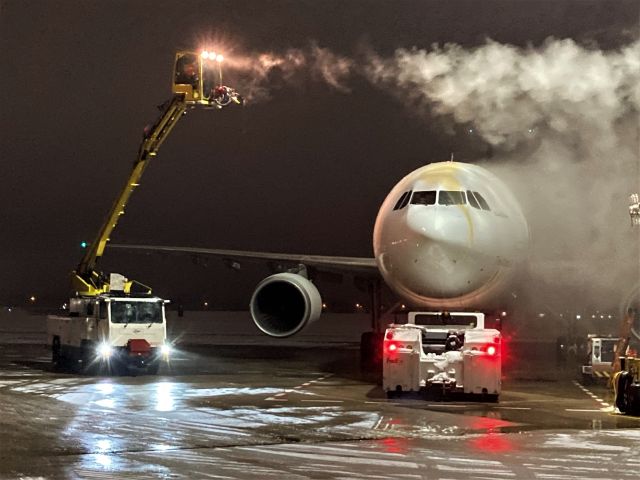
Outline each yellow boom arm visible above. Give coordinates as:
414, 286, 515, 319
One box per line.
71, 51, 242, 297
72, 94, 189, 296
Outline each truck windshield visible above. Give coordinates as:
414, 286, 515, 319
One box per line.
110, 301, 163, 324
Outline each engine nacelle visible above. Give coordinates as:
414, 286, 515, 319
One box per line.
249, 273, 322, 337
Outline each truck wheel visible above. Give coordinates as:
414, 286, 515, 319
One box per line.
80, 349, 98, 375
628, 383, 640, 416
616, 372, 631, 414
51, 337, 61, 365
146, 361, 160, 375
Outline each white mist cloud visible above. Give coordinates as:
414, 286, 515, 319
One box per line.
225, 43, 353, 102
367, 39, 639, 151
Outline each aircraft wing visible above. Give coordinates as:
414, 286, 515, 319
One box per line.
108, 244, 380, 276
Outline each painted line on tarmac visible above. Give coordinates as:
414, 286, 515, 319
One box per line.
301, 399, 344, 403
565, 408, 606, 412
495, 406, 532, 410
572, 380, 611, 409
264, 373, 334, 402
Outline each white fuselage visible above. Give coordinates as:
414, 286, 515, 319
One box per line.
373, 161, 529, 309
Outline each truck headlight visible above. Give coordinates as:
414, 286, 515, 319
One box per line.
97, 343, 113, 358
160, 344, 172, 356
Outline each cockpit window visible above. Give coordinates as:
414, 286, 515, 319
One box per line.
472, 191, 491, 211
438, 190, 466, 206
393, 190, 412, 211
393, 191, 409, 211
466, 190, 480, 209
410, 191, 437, 206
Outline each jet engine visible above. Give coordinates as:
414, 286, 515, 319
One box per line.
249, 273, 322, 337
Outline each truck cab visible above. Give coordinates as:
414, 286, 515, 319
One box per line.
47, 293, 171, 374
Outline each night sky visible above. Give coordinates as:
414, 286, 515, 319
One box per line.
1, 1, 638, 311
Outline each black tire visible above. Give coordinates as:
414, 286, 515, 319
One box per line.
483, 393, 499, 403
80, 349, 99, 375
628, 383, 640, 416
146, 361, 160, 375
51, 337, 61, 365
616, 372, 631, 414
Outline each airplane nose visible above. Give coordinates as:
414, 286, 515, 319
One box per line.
378, 207, 496, 302
405, 206, 473, 249
403, 235, 492, 298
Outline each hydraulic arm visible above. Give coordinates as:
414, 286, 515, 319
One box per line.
71, 50, 243, 296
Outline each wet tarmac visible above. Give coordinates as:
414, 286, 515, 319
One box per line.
1, 343, 640, 479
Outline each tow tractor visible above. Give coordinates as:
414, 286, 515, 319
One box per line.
383, 311, 501, 399
46, 50, 242, 374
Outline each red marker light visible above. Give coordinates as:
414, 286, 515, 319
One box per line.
486, 345, 497, 356
387, 342, 398, 353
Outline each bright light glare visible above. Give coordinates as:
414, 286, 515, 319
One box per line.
216, 54, 224, 62
161, 344, 172, 356
95, 382, 114, 394
156, 382, 175, 412
97, 343, 112, 358
201, 51, 210, 59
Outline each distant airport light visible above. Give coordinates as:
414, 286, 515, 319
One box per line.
538, 313, 545, 318
203, 301, 209, 308
29, 295, 36, 302
401, 304, 406, 310
501, 311, 507, 317
576, 314, 581, 320
80, 241, 88, 248
608, 315, 612, 319
322, 303, 327, 309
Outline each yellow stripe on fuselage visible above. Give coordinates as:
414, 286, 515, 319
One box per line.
416, 162, 474, 246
